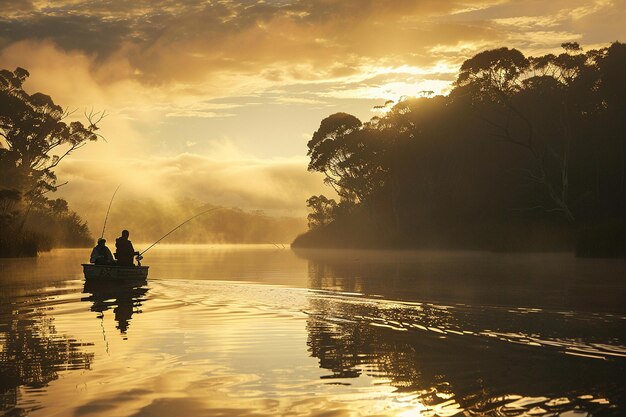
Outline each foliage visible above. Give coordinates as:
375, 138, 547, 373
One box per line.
0, 194, 91, 257
306, 195, 338, 229
0, 68, 104, 198
456, 47, 529, 98
0, 67, 103, 256
307, 112, 389, 204
299, 42, 626, 255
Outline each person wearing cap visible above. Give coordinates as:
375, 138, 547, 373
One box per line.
90, 238, 115, 265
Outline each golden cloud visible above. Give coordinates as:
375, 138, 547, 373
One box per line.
1, 0, 623, 233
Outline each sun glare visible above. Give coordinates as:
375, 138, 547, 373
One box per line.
397, 404, 427, 417
373, 79, 451, 100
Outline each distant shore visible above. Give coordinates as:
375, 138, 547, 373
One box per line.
292, 220, 626, 259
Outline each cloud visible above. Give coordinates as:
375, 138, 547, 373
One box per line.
0, 0, 34, 17
2, 0, 621, 99
459, 0, 626, 54
1, 0, 623, 232
163, 103, 239, 119
0, 1, 505, 85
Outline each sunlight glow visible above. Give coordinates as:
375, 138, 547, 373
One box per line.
324, 79, 452, 102
368, 63, 459, 77
397, 403, 427, 417
317, 63, 457, 103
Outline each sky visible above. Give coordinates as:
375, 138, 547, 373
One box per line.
0, 0, 625, 224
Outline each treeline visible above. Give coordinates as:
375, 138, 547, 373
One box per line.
0, 68, 102, 257
0, 190, 91, 256
294, 42, 626, 256
98, 198, 305, 245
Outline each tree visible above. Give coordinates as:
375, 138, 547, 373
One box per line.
456, 47, 529, 99
307, 112, 389, 205
0, 67, 103, 255
307, 113, 364, 201
452, 45, 605, 222
306, 195, 338, 229
597, 42, 626, 215
0, 67, 105, 200
298, 42, 625, 254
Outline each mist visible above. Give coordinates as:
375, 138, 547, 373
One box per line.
84, 197, 306, 246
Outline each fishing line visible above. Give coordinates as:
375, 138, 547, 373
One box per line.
139, 207, 221, 256
101, 184, 121, 239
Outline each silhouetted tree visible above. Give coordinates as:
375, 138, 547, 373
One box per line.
597, 42, 626, 213
306, 195, 338, 229
0, 67, 105, 198
0, 67, 103, 255
307, 112, 389, 205
298, 42, 626, 255
453, 45, 595, 221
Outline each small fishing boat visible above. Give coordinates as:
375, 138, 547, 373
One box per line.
82, 264, 149, 280
86, 187, 216, 282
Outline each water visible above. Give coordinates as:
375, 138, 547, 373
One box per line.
0, 245, 625, 417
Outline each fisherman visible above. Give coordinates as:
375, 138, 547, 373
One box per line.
90, 238, 114, 265
115, 230, 139, 267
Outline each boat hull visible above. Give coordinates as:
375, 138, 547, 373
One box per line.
82, 264, 149, 280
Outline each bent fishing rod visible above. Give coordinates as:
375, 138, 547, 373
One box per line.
139, 207, 221, 257
101, 184, 121, 239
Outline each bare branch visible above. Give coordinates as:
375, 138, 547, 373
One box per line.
61, 107, 78, 119
46, 142, 85, 170
85, 108, 108, 131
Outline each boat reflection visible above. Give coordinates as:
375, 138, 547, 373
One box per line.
82, 279, 149, 335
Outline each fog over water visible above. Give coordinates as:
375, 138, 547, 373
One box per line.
76, 197, 308, 245
1, 245, 624, 417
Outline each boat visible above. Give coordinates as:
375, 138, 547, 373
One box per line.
82, 263, 149, 280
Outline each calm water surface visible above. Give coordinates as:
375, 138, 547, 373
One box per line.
0, 245, 625, 417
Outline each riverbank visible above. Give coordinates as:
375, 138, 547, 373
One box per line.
292, 219, 626, 258
0, 230, 50, 258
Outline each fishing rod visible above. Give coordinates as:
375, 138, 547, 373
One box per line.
101, 184, 121, 239
139, 207, 221, 256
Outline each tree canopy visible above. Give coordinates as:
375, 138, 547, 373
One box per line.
0, 67, 104, 199
0, 67, 104, 256
296, 42, 626, 256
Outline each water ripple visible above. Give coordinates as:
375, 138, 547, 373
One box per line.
0, 277, 624, 416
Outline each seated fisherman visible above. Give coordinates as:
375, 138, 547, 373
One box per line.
115, 229, 139, 267
90, 238, 114, 265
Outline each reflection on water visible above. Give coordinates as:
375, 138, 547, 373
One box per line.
0, 246, 624, 416
306, 291, 625, 416
0, 281, 94, 414
82, 279, 148, 335
298, 248, 626, 314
